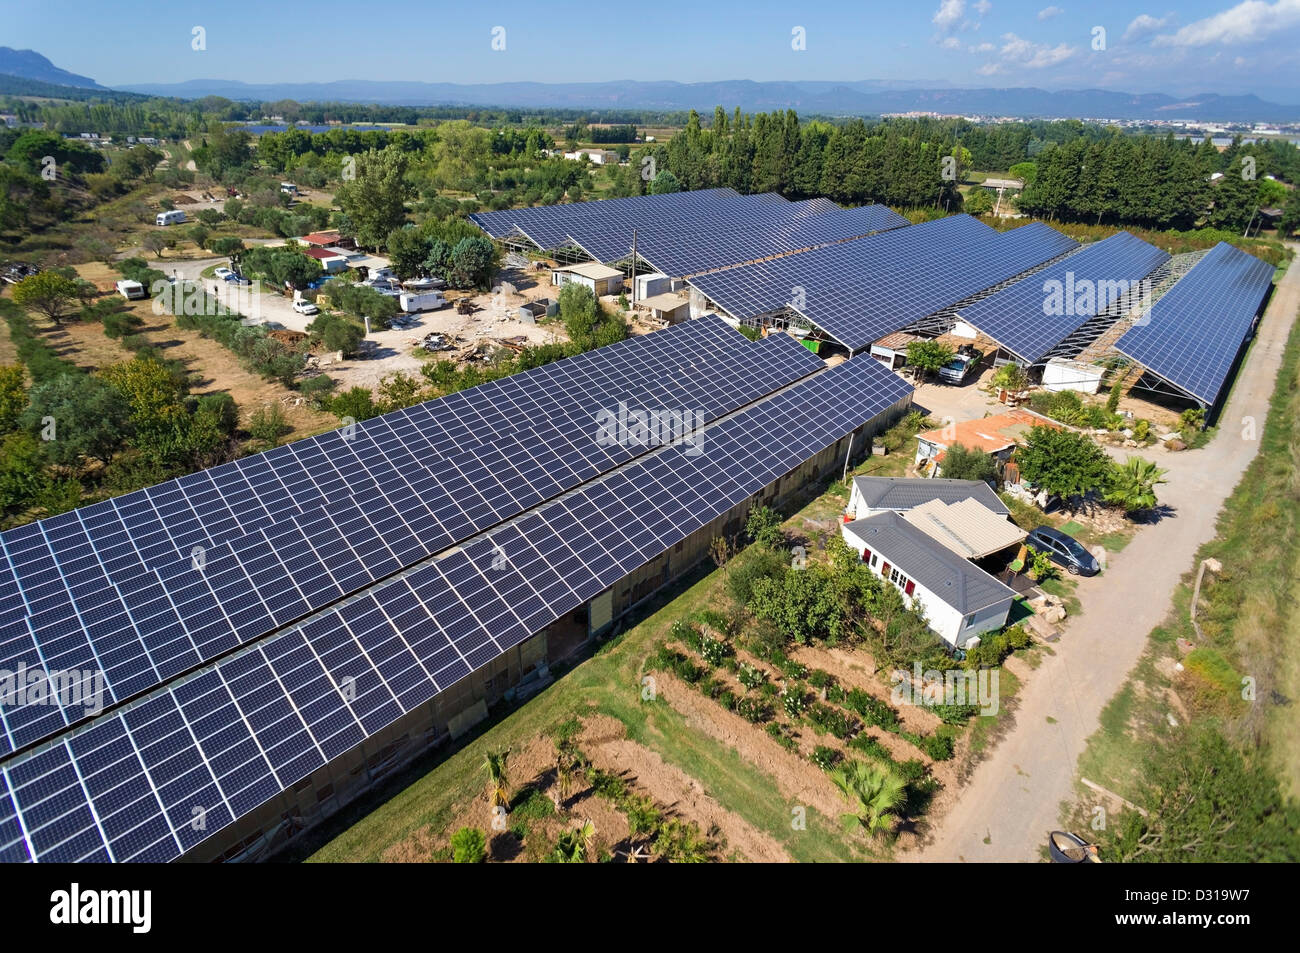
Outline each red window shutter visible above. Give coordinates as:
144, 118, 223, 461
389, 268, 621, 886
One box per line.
861, 547, 871, 562
904, 580, 915, 596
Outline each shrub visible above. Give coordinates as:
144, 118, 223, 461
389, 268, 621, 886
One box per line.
450, 827, 487, 863
782, 687, 808, 718
844, 689, 901, 731
774, 654, 808, 680
848, 734, 893, 762
716, 690, 736, 711
698, 636, 729, 667
738, 664, 767, 691
908, 731, 955, 761
766, 721, 798, 751
811, 746, 842, 771
735, 696, 771, 724
808, 703, 856, 740
808, 669, 834, 689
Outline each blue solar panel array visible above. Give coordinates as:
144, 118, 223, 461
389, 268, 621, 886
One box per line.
1115, 242, 1274, 406
570, 204, 910, 278
470, 188, 751, 249
0, 318, 823, 759
956, 231, 1169, 364
0, 355, 912, 862
688, 216, 1079, 351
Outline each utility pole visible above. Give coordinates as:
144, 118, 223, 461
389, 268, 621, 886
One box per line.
630, 228, 637, 308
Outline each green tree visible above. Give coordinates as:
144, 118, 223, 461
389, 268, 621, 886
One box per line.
1008, 161, 1037, 185
830, 761, 907, 838
0, 431, 50, 522
1015, 425, 1112, 502
446, 236, 496, 290
1098, 727, 1300, 862
209, 236, 245, 258
649, 169, 681, 194
745, 505, 785, 548
940, 443, 998, 483
450, 827, 488, 863
328, 386, 379, 422
142, 232, 169, 259
905, 340, 955, 381
1104, 456, 1168, 516
187, 224, 211, 250
248, 403, 289, 447
991, 362, 1029, 394
21, 374, 132, 467
964, 188, 994, 215
385, 226, 430, 279
0, 365, 27, 433
12, 272, 81, 326
334, 148, 414, 248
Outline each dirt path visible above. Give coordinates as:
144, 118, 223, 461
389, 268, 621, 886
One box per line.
910, 246, 1300, 862
578, 715, 790, 862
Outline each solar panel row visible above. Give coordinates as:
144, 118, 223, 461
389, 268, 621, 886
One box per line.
688, 215, 1079, 351
0, 355, 912, 863
570, 204, 910, 278
957, 231, 1169, 365
468, 187, 742, 241
0, 319, 823, 757
474, 188, 769, 250
1115, 242, 1275, 406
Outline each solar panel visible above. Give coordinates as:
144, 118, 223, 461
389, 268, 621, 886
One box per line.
957, 231, 1169, 364
689, 216, 1077, 351
570, 204, 910, 277
0, 319, 824, 758
468, 187, 742, 240
0, 355, 911, 863
1114, 242, 1274, 406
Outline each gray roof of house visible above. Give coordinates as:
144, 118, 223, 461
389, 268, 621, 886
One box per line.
845, 511, 1016, 615
853, 476, 1010, 516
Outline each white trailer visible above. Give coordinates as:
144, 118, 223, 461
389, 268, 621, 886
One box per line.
155, 209, 186, 226
399, 290, 447, 313
115, 279, 146, 300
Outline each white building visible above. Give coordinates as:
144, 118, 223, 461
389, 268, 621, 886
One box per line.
562, 148, 617, 165
551, 261, 625, 296
841, 477, 1023, 648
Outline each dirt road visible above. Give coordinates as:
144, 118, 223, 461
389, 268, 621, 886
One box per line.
910, 247, 1299, 862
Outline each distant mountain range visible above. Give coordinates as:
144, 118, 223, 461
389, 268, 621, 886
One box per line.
2, 47, 1297, 122
0, 47, 103, 90
105, 79, 1300, 123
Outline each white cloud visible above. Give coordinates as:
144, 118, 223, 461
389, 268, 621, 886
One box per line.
1154, 0, 1300, 47
1038, 5, 1064, 18
970, 41, 996, 51
982, 31, 1079, 70
941, 36, 963, 49
974, 0, 993, 13
933, 0, 966, 30
1122, 13, 1176, 40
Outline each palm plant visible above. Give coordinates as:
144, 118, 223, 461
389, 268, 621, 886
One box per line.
830, 761, 907, 838
992, 361, 1030, 395
1104, 456, 1168, 515
483, 748, 510, 810
552, 819, 595, 863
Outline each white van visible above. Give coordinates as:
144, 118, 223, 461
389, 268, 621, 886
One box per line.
155, 209, 187, 227
115, 279, 146, 300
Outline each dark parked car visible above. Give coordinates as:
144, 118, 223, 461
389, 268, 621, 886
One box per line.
1025, 527, 1100, 576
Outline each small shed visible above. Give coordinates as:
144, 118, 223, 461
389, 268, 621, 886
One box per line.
1041, 358, 1104, 394
551, 261, 625, 297
637, 292, 689, 325
870, 331, 921, 370
303, 247, 349, 273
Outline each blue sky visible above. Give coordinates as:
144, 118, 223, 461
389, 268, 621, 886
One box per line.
8, 0, 1300, 99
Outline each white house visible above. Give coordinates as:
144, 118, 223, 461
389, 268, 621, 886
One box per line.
842, 512, 1016, 648
847, 476, 1011, 521
562, 148, 617, 165
841, 477, 1023, 648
